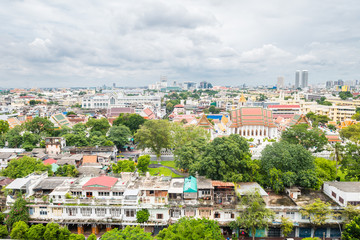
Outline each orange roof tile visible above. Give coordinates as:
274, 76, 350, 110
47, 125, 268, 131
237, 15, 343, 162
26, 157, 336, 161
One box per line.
83, 155, 97, 164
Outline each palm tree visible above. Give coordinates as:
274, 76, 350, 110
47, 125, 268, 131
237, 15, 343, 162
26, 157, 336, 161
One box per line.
329, 142, 344, 177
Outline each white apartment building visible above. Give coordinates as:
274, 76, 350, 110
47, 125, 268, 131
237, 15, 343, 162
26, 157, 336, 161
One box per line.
323, 182, 360, 207
81, 92, 161, 109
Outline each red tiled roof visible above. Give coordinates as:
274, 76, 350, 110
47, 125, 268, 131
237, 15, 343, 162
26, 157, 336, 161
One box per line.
272, 114, 295, 119
212, 181, 234, 187
83, 155, 97, 164
174, 104, 184, 108
83, 176, 118, 190
106, 107, 135, 117
268, 105, 300, 109
230, 107, 276, 128
43, 158, 57, 165
326, 135, 341, 142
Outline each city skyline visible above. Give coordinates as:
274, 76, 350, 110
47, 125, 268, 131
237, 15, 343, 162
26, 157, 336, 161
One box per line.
0, 0, 360, 88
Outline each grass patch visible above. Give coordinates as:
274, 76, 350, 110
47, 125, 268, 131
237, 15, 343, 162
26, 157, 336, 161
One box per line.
148, 167, 183, 178
150, 160, 177, 169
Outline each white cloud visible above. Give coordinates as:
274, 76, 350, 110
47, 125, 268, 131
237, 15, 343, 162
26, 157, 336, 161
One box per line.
0, 0, 360, 87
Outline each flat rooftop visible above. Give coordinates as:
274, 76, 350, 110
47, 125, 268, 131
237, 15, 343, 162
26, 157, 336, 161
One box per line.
325, 181, 360, 192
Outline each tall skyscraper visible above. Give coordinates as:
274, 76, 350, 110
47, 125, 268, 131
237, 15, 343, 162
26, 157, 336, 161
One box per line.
295, 70, 300, 89
277, 77, 284, 89
301, 70, 308, 88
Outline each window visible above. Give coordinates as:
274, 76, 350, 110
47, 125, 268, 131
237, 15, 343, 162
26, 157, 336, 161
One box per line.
224, 212, 234, 219
71, 191, 82, 196
202, 190, 210, 195
301, 214, 310, 220
157, 214, 163, 219
66, 208, 77, 216
339, 197, 344, 204
171, 209, 181, 218
95, 208, 106, 217
332, 191, 337, 198
149, 190, 154, 195
214, 212, 220, 218
185, 209, 195, 217
110, 209, 121, 217
99, 192, 110, 197
348, 201, 360, 206
199, 209, 211, 218
81, 208, 92, 216
286, 212, 295, 219
29, 207, 34, 215
268, 227, 281, 237
125, 209, 135, 217
40, 207, 48, 215
113, 192, 123, 196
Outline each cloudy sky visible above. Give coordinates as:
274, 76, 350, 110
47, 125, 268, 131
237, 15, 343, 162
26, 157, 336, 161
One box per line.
1, 0, 360, 88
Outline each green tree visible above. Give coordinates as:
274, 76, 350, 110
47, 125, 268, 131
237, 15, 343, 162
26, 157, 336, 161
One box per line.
342, 205, 360, 223
108, 125, 131, 149
135, 120, 172, 161
0, 225, 8, 238
10, 221, 28, 239
339, 91, 353, 100
261, 141, 318, 189
63, 133, 88, 147
89, 135, 113, 147
157, 217, 224, 240
5, 125, 24, 148
0, 156, 51, 179
343, 216, 360, 240
281, 216, 294, 237
340, 123, 360, 142
43, 222, 70, 240
55, 165, 79, 177
26, 224, 45, 240
24, 117, 54, 135
193, 134, 257, 182
281, 124, 328, 152
102, 226, 153, 240
341, 143, 360, 180
72, 123, 87, 135
113, 113, 147, 133
5, 197, 29, 228
327, 124, 336, 131
136, 209, 150, 223
300, 199, 332, 237
66, 111, 76, 116
86, 118, 110, 135
166, 102, 174, 113
208, 105, 220, 114
69, 233, 85, 240
314, 157, 336, 184
174, 137, 208, 172
171, 123, 210, 150
0, 120, 9, 135
87, 233, 97, 240
233, 191, 274, 240
22, 131, 40, 151
136, 155, 150, 173
112, 160, 135, 173
351, 112, 360, 121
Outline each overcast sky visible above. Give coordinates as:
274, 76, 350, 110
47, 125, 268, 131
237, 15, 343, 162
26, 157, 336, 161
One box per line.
1, 0, 359, 88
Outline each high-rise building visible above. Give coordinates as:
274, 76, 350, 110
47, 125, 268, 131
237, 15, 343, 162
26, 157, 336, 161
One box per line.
277, 77, 284, 89
199, 81, 213, 89
295, 70, 300, 89
326, 81, 333, 88
301, 70, 308, 88
334, 79, 344, 86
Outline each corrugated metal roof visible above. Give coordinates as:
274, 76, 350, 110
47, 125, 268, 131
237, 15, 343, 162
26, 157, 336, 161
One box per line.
211, 181, 234, 187
183, 176, 197, 193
